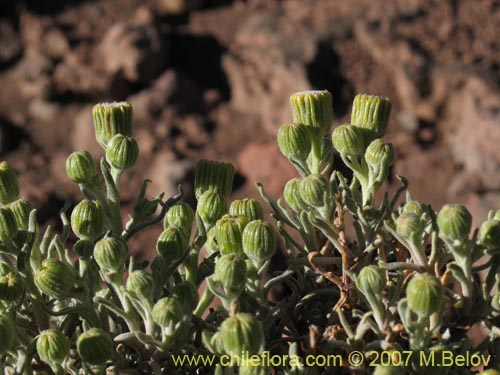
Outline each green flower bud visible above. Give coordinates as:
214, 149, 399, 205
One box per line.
242, 220, 276, 266
283, 178, 307, 212
214, 214, 248, 255
402, 200, 425, 216
195, 159, 235, 199
152, 297, 185, 329
7, 199, 33, 230
356, 266, 386, 296
37, 329, 70, 364
92, 101, 133, 149
437, 204, 472, 243
0, 315, 15, 354
0, 161, 19, 204
396, 213, 425, 239
105, 134, 139, 170
126, 270, 154, 301
406, 273, 444, 317
331, 124, 365, 156
156, 226, 188, 263
0, 207, 18, 242
215, 254, 247, 295
74, 239, 94, 259
197, 191, 227, 226
478, 220, 500, 249
219, 313, 264, 355
66, 150, 96, 184
164, 202, 195, 231
0, 271, 24, 301
93, 237, 128, 273
172, 282, 198, 312
365, 139, 394, 172
290, 90, 333, 135
229, 198, 264, 222
351, 94, 392, 138
77, 328, 113, 365
70, 200, 105, 240
299, 174, 328, 208
277, 123, 312, 161
34, 258, 76, 298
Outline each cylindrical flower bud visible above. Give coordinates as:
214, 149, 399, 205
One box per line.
156, 226, 188, 263
70, 200, 105, 240
219, 313, 264, 355
0, 315, 15, 354
92, 101, 133, 149
7, 199, 33, 230
299, 174, 328, 208
152, 297, 185, 329
126, 270, 154, 301
214, 214, 248, 255
283, 178, 307, 212
351, 94, 392, 138
93, 237, 128, 273
356, 265, 386, 296
229, 198, 264, 222
406, 273, 444, 317
437, 204, 472, 243
331, 124, 365, 156
74, 239, 94, 259
478, 220, 500, 249
290, 90, 333, 135
194, 159, 235, 199
242, 220, 276, 266
77, 328, 113, 365
0, 207, 18, 242
0, 161, 19, 204
0, 271, 24, 301
66, 150, 96, 184
105, 134, 139, 170
215, 254, 247, 295
164, 202, 195, 231
402, 200, 425, 217
395, 213, 425, 239
365, 139, 394, 171
197, 191, 227, 226
34, 258, 76, 298
277, 123, 312, 161
172, 282, 199, 312
37, 329, 70, 364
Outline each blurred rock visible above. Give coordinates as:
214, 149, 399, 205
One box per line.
97, 8, 168, 83
42, 28, 69, 60
0, 20, 22, 66
154, 0, 203, 15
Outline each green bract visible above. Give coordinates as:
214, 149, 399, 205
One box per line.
0, 271, 24, 301
283, 178, 307, 211
156, 226, 188, 263
172, 282, 198, 312
331, 124, 365, 156
214, 254, 247, 295
194, 159, 234, 198
242, 220, 276, 266
0, 207, 18, 242
229, 198, 264, 222
299, 174, 328, 208
356, 265, 386, 295
126, 270, 154, 301
152, 297, 185, 328
164, 202, 195, 231
197, 190, 227, 226
7, 199, 33, 230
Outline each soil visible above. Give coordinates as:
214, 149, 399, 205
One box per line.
1, 0, 500, 256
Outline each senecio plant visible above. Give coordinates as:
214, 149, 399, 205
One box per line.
1, 93, 500, 375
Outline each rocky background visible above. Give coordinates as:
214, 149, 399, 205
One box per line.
0, 0, 499, 256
